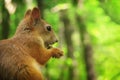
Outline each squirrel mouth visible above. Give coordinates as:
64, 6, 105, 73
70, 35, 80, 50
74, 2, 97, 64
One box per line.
45, 42, 55, 49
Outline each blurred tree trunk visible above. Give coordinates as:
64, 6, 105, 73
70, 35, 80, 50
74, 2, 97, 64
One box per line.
37, 0, 44, 18
60, 9, 75, 80
72, 0, 97, 80
76, 16, 96, 80
1, 1, 10, 39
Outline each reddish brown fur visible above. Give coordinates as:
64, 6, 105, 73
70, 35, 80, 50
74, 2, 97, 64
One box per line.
0, 7, 63, 80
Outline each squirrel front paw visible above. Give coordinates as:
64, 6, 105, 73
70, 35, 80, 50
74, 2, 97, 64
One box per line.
51, 48, 63, 58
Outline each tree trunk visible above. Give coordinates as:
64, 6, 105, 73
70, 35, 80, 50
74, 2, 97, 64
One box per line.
60, 9, 75, 80
37, 0, 44, 18
72, 0, 97, 80
1, 1, 10, 39
76, 14, 96, 80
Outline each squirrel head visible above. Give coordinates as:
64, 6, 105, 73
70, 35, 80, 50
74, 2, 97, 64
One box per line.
15, 7, 58, 48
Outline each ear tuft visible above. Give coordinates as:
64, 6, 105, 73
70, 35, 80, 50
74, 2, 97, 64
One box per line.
24, 9, 31, 18
31, 7, 40, 20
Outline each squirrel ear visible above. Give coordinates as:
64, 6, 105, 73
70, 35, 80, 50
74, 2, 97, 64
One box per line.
24, 9, 31, 18
31, 7, 41, 21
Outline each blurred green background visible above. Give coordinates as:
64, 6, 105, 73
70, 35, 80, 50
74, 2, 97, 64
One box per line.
0, 0, 120, 80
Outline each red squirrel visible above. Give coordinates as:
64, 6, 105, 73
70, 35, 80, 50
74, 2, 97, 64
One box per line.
0, 7, 63, 80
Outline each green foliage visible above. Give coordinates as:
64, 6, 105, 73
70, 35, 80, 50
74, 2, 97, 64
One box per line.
0, 0, 4, 39
1, 0, 120, 80
0, 6, 1, 39
44, 0, 69, 9
83, 0, 120, 79
101, 0, 120, 24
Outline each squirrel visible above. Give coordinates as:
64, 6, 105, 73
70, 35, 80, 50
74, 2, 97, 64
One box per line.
0, 7, 63, 80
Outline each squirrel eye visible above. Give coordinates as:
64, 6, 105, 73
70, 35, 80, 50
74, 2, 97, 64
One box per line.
46, 26, 51, 31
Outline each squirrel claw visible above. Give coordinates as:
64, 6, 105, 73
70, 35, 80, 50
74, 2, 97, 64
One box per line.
52, 48, 63, 58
